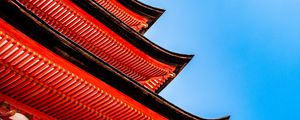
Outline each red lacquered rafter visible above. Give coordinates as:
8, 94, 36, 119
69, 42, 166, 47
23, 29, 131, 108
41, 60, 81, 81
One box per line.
0, 19, 167, 120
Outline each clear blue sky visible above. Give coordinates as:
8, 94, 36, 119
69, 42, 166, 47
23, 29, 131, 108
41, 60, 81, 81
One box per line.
140, 0, 300, 120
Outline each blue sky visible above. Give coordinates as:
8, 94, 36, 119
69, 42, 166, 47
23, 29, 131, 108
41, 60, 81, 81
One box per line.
140, 0, 300, 120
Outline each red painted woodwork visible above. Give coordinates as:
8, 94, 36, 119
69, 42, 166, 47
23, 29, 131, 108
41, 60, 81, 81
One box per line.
94, 0, 149, 32
17, 0, 175, 92
0, 19, 167, 119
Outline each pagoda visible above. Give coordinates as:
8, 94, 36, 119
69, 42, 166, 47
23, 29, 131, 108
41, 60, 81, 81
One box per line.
0, 0, 230, 119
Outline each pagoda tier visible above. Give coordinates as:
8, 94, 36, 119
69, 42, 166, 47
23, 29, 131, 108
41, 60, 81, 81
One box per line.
88, 0, 164, 33
116, 0, 165, 33
0, 1, 229, 119
3, 0, 192, 93
73, 0, 193, 93
92, 0, 149, 33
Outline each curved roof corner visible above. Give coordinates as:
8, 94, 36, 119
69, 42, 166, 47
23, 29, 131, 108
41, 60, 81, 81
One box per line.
117, 0, 165, 33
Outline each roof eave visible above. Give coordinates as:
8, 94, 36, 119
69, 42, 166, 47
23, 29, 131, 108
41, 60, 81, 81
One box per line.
117, 0, 165, 33
73, 0, 194, 92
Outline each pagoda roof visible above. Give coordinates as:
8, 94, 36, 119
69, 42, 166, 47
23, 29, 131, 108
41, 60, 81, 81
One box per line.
90, 0, 162, 33
2, 0, 190, 93
5, 0, 180, 92
73, 0, 192, 93
0, 19, 165, 119
116, 0, 165, 33
0, 1, 229, 119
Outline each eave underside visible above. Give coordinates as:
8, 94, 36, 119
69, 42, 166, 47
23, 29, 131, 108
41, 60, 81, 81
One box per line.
0, 20, 166, 119
94, 0, 150, 33
117, 0, 165, 33
73, 0, 193, 93
13, 0, 177, 92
